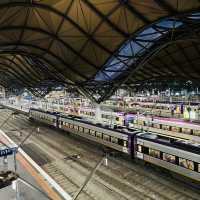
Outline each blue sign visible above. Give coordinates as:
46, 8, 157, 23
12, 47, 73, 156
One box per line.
0, 148, 17, 157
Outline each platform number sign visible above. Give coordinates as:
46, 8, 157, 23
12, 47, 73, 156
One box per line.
0, 148, 16, 157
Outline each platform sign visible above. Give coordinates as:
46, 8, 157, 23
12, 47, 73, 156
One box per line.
0, 147, 17, 157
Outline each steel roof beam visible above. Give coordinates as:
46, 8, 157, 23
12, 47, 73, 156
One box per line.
0, 40, 89, 81
0, 1, 137, 71
0, 50, 73, 85
0, 56, 39, 83
163, 48, 196, 78
153, 0, 177, 14
0, 2, 114, 61
0, 25, 100, 72
0, 66, 30, 87
125, 2, 150, 24
175, 43, 200, 75
83, 0, 129, 37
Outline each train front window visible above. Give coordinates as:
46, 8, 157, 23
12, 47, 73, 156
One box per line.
149, 148, 160, 158
123, 141, 128, 147
179, 158, 194, 171
137, 145, 142, 153
163, 153, 176, 164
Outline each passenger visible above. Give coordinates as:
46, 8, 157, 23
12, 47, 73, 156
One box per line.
171, 106, 175, 117
187, 106, 191, 121
37, 127, 40, 134
180, 104, 184, 114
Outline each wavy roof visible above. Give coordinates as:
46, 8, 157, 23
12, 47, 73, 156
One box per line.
0, 1, 200, 101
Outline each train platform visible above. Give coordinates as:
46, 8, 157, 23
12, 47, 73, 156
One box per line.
0, 103, 29, 116
0, 129, 72, 200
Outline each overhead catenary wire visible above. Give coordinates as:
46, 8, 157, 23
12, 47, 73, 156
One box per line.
73, 155, 106, 200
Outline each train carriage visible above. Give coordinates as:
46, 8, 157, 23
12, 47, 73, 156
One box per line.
100, 111, 125, 126
58, 115, 138, 154
135, 132, 200, 182
29, 108, 57, 127
130, 115, 200, 142
79, 108, 95, 121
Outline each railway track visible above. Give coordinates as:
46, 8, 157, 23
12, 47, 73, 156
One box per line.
35, 131, 199, 200
44, 163, 95, 200
0, 109, 199, 200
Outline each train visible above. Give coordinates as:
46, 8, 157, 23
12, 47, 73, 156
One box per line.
64, 105, 200, 142
130, 115, 200, 142
45, 105, 126, 126
29, 108, 200, 183
103, 98, 200, 120
60, 105, 200, 142
29, 100, 200, 142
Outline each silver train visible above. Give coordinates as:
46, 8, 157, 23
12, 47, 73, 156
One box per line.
29, 108, 200, 183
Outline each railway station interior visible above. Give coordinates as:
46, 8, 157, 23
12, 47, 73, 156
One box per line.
0, 1, 200, 200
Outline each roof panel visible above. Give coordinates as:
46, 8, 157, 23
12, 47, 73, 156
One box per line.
167, 0, 200, 12
54, 0, 73, 13
94, 36, 124, 52
129, 0, 168, 20
89, 0, 119, 15
108, 5, 144, 34
68, 0, 102, 33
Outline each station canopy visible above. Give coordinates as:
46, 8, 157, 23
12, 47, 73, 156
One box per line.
0, 1, 200, 102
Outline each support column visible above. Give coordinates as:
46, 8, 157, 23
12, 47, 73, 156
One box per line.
94, 103, 102, 123
16, 95, 22, 109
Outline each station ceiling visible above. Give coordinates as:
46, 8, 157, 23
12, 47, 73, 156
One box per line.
0, 1, 200, 102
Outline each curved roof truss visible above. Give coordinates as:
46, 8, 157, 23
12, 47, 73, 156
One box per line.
0, 1, 199, 102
